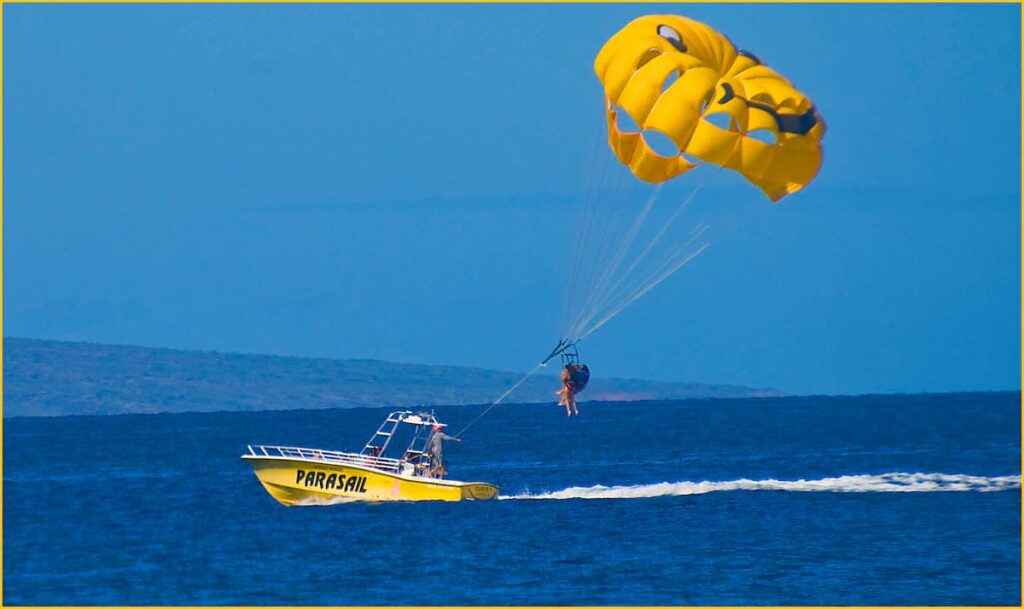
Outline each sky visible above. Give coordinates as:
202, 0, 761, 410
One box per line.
4, 3, 1020, 395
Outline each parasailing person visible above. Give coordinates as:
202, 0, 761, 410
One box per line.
557, 361, 590, 416
544, 339, 590, 416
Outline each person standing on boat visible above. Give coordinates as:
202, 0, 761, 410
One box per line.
427, 424, 461, 478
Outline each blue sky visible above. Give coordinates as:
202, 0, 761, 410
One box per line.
4, 4, 1020, 395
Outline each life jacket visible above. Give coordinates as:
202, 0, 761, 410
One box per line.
562, 364, 590, 394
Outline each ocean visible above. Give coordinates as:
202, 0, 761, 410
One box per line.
3, 391, 1020, 605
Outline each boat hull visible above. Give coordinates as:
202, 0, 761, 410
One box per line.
243, 456, 498, 505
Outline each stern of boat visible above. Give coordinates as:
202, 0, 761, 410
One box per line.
459, 483, 500, 500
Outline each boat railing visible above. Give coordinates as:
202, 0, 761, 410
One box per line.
246, 444, 402, 474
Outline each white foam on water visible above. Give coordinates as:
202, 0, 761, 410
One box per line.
501, 472, 1022, 500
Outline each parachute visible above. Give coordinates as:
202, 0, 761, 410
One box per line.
594, 15, 826, 201
551, 15, 827, 377
460, 15, 827, 430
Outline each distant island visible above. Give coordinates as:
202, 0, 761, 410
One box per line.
2, 337, 781, 417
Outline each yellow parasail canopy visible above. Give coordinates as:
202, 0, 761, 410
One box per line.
594, 15, 826, 201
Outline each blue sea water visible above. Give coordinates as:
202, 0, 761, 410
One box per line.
3, 392, 1021, 605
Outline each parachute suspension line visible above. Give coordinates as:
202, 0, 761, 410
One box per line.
562, 128, 609, 337
580, 212, 709, 336
576, 235, 708, 341
564, 169, 710, 344
567, 114, 627, 339
583, 188, 700, 321
570, 180, 704, 338
573, 151, 633, 336
568, 184, 662, 340
454, 363, 543, 439
563, 131, 601, 320
584, 183, 661, 315
597, 221, 708, 313
581, 240, 710, 340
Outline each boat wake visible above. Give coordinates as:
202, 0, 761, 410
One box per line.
501, 472, 1021, 500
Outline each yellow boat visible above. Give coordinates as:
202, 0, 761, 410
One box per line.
242, 411, 499, 505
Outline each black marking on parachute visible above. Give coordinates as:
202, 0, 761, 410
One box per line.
776, 108, 818, 135
718, 83, 735, 104
747, 101, 819, 135
715, 83, 818, 136
737, 50, 763, 65
656, 24, 687, 53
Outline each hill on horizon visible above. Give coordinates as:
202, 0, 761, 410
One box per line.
2, 337, 781, 417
